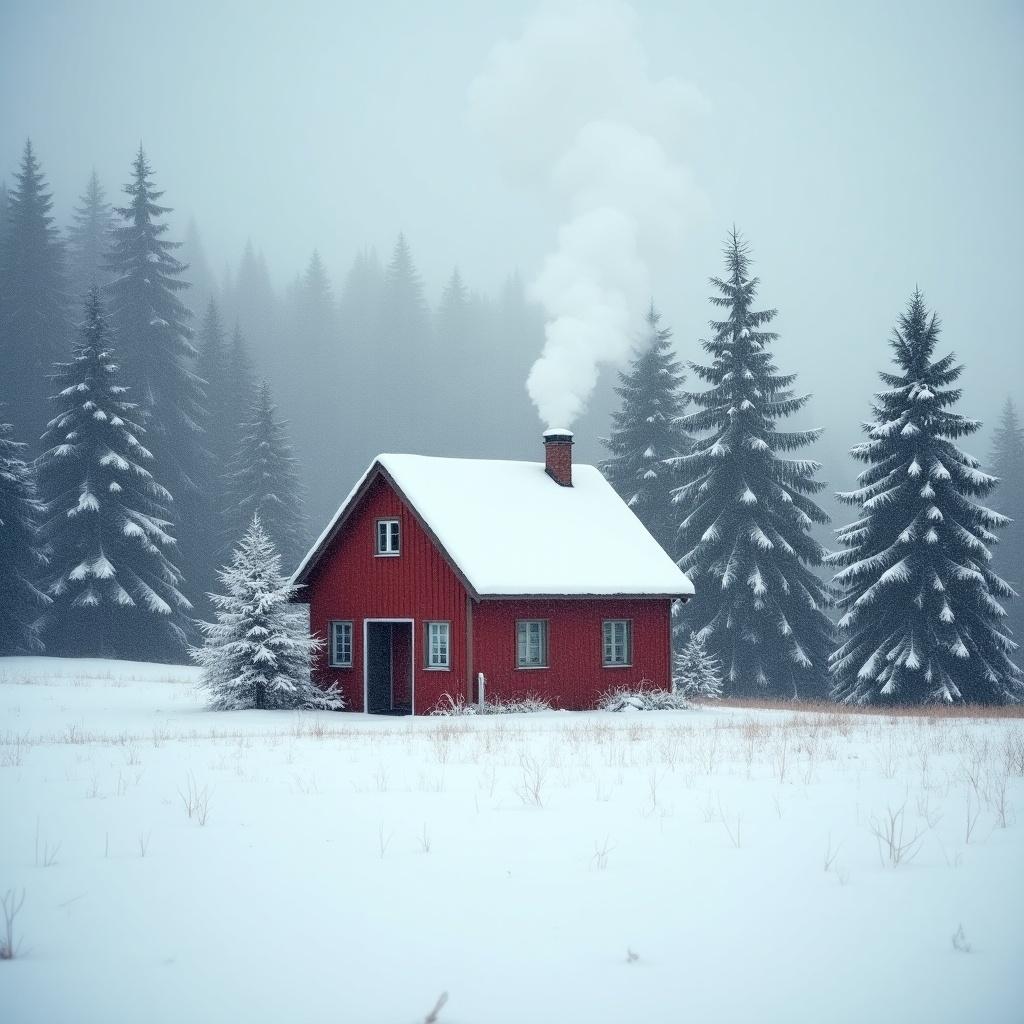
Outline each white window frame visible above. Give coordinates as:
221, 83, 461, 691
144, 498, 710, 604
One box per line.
516, 619, 549, 669
602, 619, 632, 668
424, 621, 451, 670
329, 620, 354, 668
375, 518, 400, 557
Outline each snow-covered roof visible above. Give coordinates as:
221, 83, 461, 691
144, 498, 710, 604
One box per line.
293, 453, 694, 598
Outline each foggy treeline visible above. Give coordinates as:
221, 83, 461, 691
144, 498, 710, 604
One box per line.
2, 138, 1022, 705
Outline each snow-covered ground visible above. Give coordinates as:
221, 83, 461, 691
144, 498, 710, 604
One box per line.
2, 657, 1022, 1023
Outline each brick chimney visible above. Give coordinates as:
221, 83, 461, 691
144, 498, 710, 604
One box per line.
543, 428, 574, 487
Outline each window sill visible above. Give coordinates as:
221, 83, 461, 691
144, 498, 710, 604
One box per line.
602, 663, 633, 669
329, 663, 353, 670
515, 665, 549, 671
374, 552, 400, 558
423, 666, 451, 672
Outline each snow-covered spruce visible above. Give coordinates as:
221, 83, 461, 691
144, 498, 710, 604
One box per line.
829, 292, 1023, 704
105, 147, 207, 608
989, 397, 1024, 647
35, 290, 192, 659
671, 230, 834, 699
600, 303, 692, 555
597, 686, 690, 712
0, 415, 49, 653
224, 381, 307, 571
192, 515, 341, 711
673, 633, 724, 700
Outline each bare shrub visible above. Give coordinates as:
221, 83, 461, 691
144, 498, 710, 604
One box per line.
423, 992, 448, 1023
868, 803, 926, 867
428, 693, 552, 715
516, 754, 546, 807
179, 773, 212, 826
591, 836, 614, 871
597, 686, 690, 712
952, 924, 972, 953
823, 833, 841, 872
1, 888, 25, 960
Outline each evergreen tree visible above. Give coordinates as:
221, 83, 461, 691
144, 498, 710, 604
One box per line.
195, 300, 234, 472
180, 218, 217, 320
293, 249, 337, 365
673, 633, 723, 700
0, 412, 49, 653
672, 230, 833, 699
225, 321, 257, 448
225, 381, 307, 570
830, 294, 1023, 704
105, 147, 207, 611
989, 397, 1024, 645
192, 514, 341, 711
433, 267, 479, 450
0, 181, 10, 258
229, 239, 277, 365
601, 303, 692, 554
377, 233, 430, 448
339, 246, 383, 347
106, 146, 204, 493
66, 170, 114, 303
36, 290, 191, 660
0, 141, 69, 448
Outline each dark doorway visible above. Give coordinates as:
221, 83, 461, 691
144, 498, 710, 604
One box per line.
365, 621, 413, 715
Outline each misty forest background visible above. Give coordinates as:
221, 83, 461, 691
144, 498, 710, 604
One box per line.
1, 140, 1022, 703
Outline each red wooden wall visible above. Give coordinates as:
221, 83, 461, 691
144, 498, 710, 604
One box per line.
305, 474, 468, 713
472, 598, 672, 711
302, 471, 675, 713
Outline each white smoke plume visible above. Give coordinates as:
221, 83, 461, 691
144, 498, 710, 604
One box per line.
470, 0, 708, 428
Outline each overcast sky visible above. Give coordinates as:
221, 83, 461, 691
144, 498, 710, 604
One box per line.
2, 0, 1021, 476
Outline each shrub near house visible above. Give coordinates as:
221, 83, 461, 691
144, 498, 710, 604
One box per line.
291, 431, 694, 713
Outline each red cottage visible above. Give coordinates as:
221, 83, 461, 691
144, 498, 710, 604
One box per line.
291, 431, 695, 714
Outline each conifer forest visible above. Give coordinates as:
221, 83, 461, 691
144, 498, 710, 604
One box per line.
1, 2, 1021, 707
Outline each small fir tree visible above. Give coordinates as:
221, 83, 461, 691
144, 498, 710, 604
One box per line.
829, 293, 1023, 704
989, 397, 1024, 645
672, 230, 834, 699
66, 170, 114, 302
192, 515, 341, 711
601, 303, 692, 554
0, 413, 49, 653
36, 290, 191, 659
0, 141, 69, 448
673, 633, 724, 700
225, 381, 307, 569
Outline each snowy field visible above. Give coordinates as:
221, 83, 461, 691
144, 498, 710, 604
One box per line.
1, 658, 1023, 1024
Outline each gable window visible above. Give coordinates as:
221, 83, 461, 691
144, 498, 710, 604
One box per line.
602, 620, 632, 667
329, 620, 354, 667
376, 518, 400, 556
425, 621, 451, 670
516, 619, 548, 669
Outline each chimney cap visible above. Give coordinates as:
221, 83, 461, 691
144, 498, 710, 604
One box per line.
543, 428, 574, 441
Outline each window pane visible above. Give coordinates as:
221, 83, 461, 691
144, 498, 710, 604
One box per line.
517, 620, 547, 667
603, 621, 630, 665
332, 622, 352, 666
